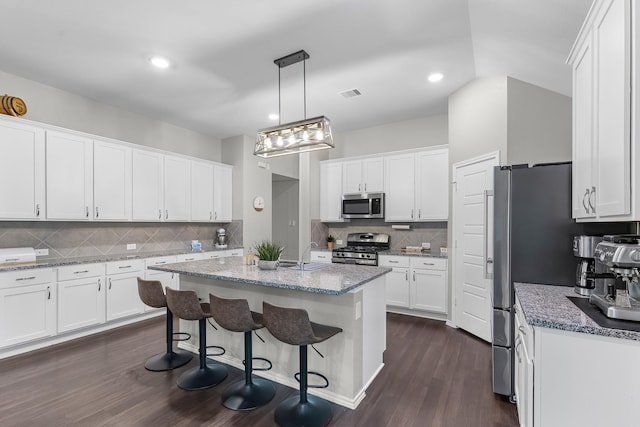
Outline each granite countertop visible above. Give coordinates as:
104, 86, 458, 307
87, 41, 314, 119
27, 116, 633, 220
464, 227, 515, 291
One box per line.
0, 246, 243, 272
149, 257, 391, 295
515, 282, 640, 341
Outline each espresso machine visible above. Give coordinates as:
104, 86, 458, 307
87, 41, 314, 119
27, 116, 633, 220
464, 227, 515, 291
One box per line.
573, 235, 605, 295
590, 235, 640, 321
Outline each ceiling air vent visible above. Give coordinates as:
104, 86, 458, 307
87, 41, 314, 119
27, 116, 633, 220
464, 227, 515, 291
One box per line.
339, 88, 362, 98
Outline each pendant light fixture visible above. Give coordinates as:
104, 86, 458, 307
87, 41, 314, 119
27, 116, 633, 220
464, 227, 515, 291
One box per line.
254, 50, 333, 158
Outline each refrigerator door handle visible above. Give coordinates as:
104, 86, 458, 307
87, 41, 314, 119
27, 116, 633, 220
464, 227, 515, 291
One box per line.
484, 189, 494, 280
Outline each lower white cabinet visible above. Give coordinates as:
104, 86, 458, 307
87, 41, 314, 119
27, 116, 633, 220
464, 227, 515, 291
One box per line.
57, 264, 106, 333
105, 260, 145, 321
0, 268, 56, 349
514, 298, 533, 427
380, 255, 448, 315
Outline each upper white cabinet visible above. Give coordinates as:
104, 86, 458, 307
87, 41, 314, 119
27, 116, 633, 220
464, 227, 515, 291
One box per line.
569, 0, 632, 220
320, 162, 345, 222
190, 160, 214, 222
0, 119, 45, 220
342, 157, 383, 194
415, 149, 449, 221
93, 140, 132, 221
164, 155, 190, 221
46, 131, 93, 220
132, 149, 164, 221
213, 164, 233, 222
384, 153, 416, 221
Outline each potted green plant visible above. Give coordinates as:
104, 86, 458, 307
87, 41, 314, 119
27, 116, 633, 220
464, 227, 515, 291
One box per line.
254, 240, 284, 270
327, 234, 335, 250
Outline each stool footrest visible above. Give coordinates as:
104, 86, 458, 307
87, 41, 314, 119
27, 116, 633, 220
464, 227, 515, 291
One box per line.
243, 356, 272, 372
172, 331, 191, 342
206, 344, 225, 357
295, 371, 329, 389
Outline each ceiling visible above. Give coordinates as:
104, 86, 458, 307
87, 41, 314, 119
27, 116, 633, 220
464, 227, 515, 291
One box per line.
0, 0, 592, 140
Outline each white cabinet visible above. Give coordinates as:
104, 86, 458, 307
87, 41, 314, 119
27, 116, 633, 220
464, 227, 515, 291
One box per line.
514, 298, 533, 427
0, 119, 45, 220
213, 164, 233, 222
0, 269, 55, 348
57, 264, 105, 333
105, 260, 145, 321
342, 157, 383, 194
310, 250, 332, 263
164, 155, 190, 221
46, 131, 94, 220
379, 256, 410, 308
385, 148, 449, 222
380, 255, 448, 314
93, 140, 132, 221
190, 160, 214, 222
415, 149, 449, 221
320, 162, 345, 222
569, 0, 631, 220
132, 149, 164, 221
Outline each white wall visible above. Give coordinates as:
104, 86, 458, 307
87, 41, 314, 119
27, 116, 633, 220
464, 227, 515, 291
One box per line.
0, 70, 221, 161
506, 77, 572, 165
329, 115, 448, 159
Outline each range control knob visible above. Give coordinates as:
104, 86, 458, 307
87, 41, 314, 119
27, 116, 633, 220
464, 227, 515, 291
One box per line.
630, 250, 640, 262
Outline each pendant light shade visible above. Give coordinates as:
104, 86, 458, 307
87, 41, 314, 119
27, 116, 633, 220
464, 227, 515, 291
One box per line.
254, 50, 334, 158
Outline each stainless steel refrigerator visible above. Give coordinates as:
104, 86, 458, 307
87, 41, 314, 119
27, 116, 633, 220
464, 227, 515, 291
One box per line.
491, 162, 626, 399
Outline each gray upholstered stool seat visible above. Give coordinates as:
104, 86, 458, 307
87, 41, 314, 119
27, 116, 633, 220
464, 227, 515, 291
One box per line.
165, 287, 228, 390
263, 302, 342, 427
136, 278, 192, 371
209, 294, 276, 411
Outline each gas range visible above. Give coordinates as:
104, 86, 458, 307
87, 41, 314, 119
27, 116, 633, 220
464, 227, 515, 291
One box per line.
332, 233, 390, 266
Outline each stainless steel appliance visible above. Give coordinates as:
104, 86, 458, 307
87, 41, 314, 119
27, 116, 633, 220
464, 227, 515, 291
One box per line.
491, 162, 627, 400
573, 235, 604, 296
590, 235, 640, 321
332, 233, 390, 266
215, 228, 227, 248
341, 193, 384, 219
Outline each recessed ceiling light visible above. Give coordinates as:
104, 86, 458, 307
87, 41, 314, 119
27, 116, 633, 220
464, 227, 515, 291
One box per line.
150, 56, 171, 69
268, 113, 279, 121
428, 72, 444, 83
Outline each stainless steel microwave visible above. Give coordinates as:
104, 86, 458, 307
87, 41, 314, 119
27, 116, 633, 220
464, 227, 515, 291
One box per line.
342, 193, 385, 219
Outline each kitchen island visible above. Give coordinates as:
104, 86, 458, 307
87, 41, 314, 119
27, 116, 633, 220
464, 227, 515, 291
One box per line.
149, 257, 390, 409
514, 283, 640, 427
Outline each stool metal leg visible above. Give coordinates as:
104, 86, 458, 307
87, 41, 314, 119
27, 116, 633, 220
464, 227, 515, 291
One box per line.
274, 345, 333, 427
144, 308, 193, 372
176, 318, 228, 390
221, 330, 276, 411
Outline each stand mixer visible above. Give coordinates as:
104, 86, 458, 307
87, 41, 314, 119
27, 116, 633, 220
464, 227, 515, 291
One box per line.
590, 235, 640, 321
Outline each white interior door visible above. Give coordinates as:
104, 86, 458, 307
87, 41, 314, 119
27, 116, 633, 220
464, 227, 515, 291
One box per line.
452, 152, 499, 342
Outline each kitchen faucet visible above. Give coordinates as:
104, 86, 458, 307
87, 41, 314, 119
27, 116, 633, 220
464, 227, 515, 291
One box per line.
299, 241, 319, 270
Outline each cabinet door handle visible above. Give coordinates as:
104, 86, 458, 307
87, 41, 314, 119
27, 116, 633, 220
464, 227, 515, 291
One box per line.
108, 278, 112, 290
98, 279, 101, 291
364, 183, 367, 192
318, 255, 326, 259
214, 211, 217, 220
158, 209, 162, 220
418, 209, 421, 219
47, 285, 51, 300
588, 186, 596, 214
422, 262, 435, 266
411, 209, 414, 219
73, 270, 89, 274
210, 212, 212, 220
36, 204, 40, 217
519, 325, 527, 336
358, 183, 361, 192
413, 271, 416, 281
582, 188, 590, 214
389, 260, 399, 264
165, 209, 168, 220
185, 257, 195, 261
15, 276, 36, 281
155, 261, 167, 265
95, 206, 99, 218
118, 265, 132, 269
86, 206, 89, 218
405, 270, 408, 281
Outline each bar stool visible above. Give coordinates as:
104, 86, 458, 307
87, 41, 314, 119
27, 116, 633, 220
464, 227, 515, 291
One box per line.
209, 294, 276, 410
136, 278, 192, 371
262, 302, 343, 427
165, 287, 228, 390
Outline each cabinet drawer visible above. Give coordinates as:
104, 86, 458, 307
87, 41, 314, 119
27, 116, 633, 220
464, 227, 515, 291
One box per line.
226, 249, 243, 257
57, 263, 104, 281
145, 255, 177, 268
410, 257, 447, 271
106, 259, 144, 275
379, 255, 410, 268
176, 253, 204, 262
310, 251, 332, 263
0, 268, 54, 288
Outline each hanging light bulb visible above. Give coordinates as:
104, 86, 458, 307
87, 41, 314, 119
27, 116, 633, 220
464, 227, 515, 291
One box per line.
302, 127, 309, 141
276, 135, 284, 147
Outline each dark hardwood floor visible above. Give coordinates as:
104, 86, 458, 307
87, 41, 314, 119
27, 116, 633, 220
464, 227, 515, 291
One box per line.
0, 313, 517, 427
